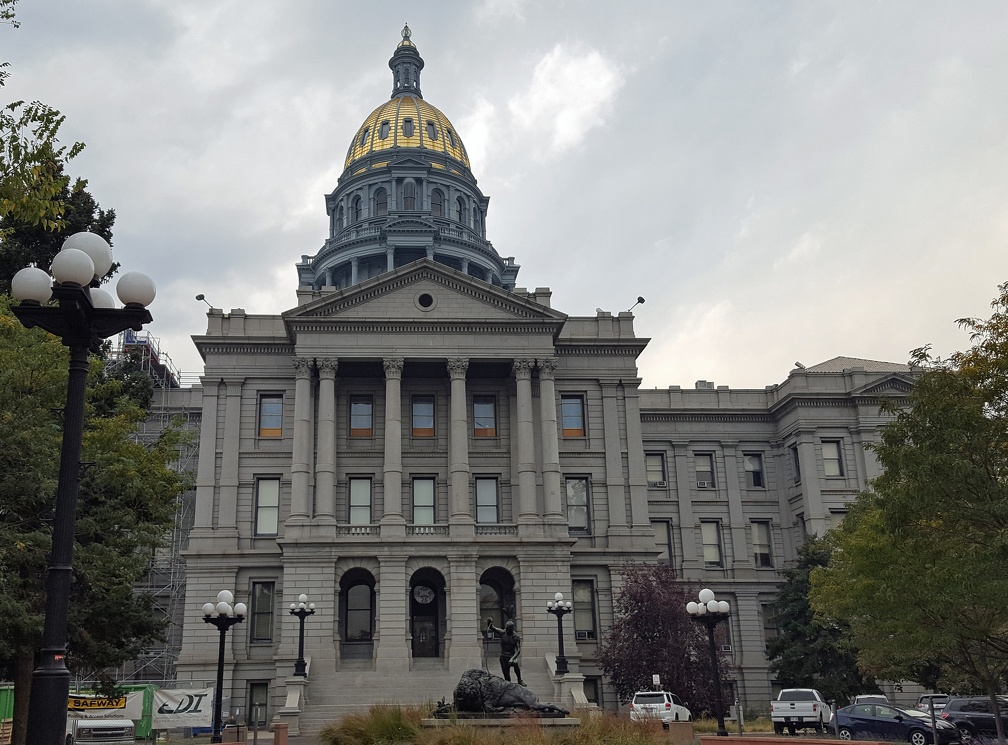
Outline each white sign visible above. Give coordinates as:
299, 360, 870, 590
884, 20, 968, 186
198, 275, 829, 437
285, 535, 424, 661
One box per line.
652, 674, 661, 687
152, 688, 214, 728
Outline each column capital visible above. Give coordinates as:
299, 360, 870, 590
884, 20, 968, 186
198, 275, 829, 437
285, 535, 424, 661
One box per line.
317, 358, 338, 378
292, 357, 313, 378
447, 357, 469, 379
512, 358, 535, 380
537, 357, 558, 377
383, 357, 404, 378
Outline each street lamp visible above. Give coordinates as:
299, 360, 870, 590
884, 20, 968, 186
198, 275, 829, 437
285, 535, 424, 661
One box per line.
289, 593, 316, 676
11, 233, 155, 745
203, 590, 247, 744
687, 588, 731, 737
546, 591, 573, 675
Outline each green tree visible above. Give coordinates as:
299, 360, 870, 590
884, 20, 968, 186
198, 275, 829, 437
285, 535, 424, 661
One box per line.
0, 296, 187, 745
767, 536, 874, 705
811, 284, 1008, 743
0, 163, 117, 293
1, 0, 85, 234
599, 562, 731, 715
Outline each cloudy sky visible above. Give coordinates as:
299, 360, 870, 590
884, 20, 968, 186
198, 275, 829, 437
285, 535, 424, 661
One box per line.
5, 1, 1007, 389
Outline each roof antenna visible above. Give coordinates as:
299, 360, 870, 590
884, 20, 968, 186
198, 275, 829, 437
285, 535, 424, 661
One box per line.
196, 293, 214, 309
627, 296, 645, 312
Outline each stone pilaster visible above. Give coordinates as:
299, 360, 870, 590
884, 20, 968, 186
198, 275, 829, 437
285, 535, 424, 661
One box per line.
289, 357, 313, 522
192, 378, 220, 532
314, 359, 337, 521
447, 357, 472, 528
382, 357, 405, 525
513, 358, 538, 524
216, 378, 242, 542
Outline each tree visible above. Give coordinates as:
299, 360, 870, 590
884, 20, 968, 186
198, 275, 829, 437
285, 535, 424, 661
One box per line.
767, 536, 874, 705
811, 284, 1008, 743
599, 562, 731, 715
0, 163, 117, 293
1, 0, 85, 234
0, 296, 187, 745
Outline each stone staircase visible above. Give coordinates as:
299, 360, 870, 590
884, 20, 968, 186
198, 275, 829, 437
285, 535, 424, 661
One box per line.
296, 656, 556, 736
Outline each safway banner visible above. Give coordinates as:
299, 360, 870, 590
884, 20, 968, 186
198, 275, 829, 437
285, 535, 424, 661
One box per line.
152, 688, 214, 728
68, 692, 144, 720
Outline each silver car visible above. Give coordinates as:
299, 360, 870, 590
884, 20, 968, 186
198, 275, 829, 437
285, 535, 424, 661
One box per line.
630, 691, 692, 724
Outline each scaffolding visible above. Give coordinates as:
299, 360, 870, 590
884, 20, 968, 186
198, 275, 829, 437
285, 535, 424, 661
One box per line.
104, 331, 201, 686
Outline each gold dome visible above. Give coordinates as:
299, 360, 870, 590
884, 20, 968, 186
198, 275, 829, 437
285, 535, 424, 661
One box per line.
343, 95, 471, 173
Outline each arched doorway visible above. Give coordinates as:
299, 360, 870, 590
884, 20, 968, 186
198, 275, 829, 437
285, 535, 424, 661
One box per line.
339, 568, 376, 660
409, 568, 445, 658
479, 567, 516, 661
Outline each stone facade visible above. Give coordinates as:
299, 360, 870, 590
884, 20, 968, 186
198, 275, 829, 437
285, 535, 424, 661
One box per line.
172, 27, 915, 731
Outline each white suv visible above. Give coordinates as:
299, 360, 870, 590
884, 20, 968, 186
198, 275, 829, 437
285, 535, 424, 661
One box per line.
630, 691, 692, 725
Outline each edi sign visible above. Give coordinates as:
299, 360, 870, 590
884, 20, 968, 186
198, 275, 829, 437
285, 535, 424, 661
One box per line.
152, 689, 214, 728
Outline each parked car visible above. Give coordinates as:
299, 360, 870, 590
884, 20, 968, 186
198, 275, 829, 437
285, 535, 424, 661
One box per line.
836, 703, 960, 745
941, 696, 1008, 742
917, 695, 950, 714
771, 688, 832, 734
855, 695, 891, 705
629, 690, 692, 725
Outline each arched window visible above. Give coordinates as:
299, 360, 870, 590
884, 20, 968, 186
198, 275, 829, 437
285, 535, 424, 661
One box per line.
346, 584, 373, 641
340, 569, 376, 660
404, 182, 416, 210
375, 188, 388, 217
352, 195, 362, 222
431, 189, 444, 217
456, 196, 466, 223
335, 205, 344, 231
472, 206, 480, 234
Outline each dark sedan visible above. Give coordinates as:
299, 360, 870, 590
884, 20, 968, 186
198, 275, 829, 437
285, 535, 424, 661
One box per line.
837, 703, 961, 745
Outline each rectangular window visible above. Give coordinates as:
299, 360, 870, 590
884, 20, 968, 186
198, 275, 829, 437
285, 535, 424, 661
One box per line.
583, 678, 600, 705
254, 478, 280, 536
822, 440, 844, 477
473, 396, 496, 437
695, 453, 715, 488
560, 394, 586, 437
475, 477, 499, 523
645, 452, 667, 486
744, 453, 765, 488
250, 582, 274, 642
411, 395, 435, 437
652, 520, 673, 565
761, 602, 779, 648
412, 477, 435, 525
350, 396, 373, 437
701, 521, 723, 567
258, 394, 283, 438
247, 682, 269, 727
752, 520, 773, 568
791, 446, 801, 483
349, 477, 372, 524
565, 477, 590, 533
572, 579, 597, 640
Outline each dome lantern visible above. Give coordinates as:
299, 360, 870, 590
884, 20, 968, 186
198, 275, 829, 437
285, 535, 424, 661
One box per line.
390, 23, 424, 99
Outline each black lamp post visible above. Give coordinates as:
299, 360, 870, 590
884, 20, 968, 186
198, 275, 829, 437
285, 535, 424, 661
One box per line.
546, 591, 573, 675
289, 593, 316, 676
687, 588, 731, 737
11, 233, 155, 745
202, 590, 247, 744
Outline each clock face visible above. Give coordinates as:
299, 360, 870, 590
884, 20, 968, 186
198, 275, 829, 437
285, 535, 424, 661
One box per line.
413, 585, 435, 604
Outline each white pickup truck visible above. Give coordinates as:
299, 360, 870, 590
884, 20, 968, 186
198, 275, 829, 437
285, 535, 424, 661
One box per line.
771, 688, 832, 734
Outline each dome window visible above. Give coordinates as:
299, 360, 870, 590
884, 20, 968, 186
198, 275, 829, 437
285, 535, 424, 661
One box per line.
456, 196, 465, 222
375, 188, 388, 217
403, 118, 415, 137
404, 182, 416, 210
359, 127, 369, 148
426, 121, 437, 140
352, 196, 362, 223
336, 205, 344, 230
379, 121, 390, 140
431, 189, 444, 217
446, 129, 456, 147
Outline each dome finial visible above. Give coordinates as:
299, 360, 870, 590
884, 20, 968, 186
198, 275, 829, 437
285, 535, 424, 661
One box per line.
390, 23, 423, 98
402, 23, 411, 42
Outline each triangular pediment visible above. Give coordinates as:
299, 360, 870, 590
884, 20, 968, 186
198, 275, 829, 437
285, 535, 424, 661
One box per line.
385, 217, 436, 234
285, 259, 566, 326
854, 374, 917, 397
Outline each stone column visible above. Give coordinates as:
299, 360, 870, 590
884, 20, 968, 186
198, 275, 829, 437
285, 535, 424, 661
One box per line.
513, 358, 538, 523
193, 378, 220, 531
601, 381, 628, 533
448, 358, 472, 525
674, 442, 701, 577
797, 434, 827, 535
622, 381, 651, 529
722, 442, 753, 577
217, 378, 243, 536
386, 246, 395, 272
351, 258, 359, 285
537, 358, 564, 521
314, 359, 337, 521
289, 357, 313, 522
382, 357, 405, 523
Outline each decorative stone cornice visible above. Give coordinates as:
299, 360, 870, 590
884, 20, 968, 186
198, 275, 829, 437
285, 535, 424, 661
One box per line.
447, 357, 469, 379
640, 412, 774, 424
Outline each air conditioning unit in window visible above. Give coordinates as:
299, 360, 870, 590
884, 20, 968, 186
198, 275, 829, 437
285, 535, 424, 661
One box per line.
575, 631, 590, 640
648, 480, 668, 488
721, 644, 733, 652
697, 480, 712, 488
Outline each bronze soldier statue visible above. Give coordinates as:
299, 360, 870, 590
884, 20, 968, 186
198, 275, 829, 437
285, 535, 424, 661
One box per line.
486, 617, 525, 686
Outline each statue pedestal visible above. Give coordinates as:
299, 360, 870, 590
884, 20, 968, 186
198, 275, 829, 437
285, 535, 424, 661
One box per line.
276, 676, 308, 736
